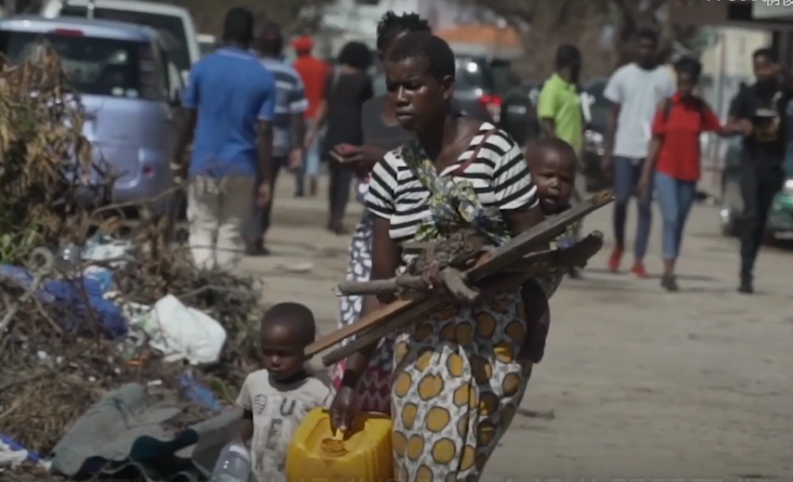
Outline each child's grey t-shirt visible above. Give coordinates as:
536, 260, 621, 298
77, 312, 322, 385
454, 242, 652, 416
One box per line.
236, 369, 334, 482
603, 63, 675, 159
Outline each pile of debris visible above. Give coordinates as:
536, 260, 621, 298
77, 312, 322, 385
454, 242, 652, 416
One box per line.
0, 42, 263, 474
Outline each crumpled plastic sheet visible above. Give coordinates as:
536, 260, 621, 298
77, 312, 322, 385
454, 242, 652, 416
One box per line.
0, 434, 49, 470
0, 263, 127, 339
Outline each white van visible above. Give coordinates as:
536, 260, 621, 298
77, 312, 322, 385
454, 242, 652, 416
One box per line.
39, 0, 199, 80
197, 33, 215, 57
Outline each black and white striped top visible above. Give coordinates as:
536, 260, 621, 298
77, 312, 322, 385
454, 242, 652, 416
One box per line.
364, 122, 538, 243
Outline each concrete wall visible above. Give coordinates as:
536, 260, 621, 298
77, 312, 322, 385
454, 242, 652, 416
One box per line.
701, 27, 771, 79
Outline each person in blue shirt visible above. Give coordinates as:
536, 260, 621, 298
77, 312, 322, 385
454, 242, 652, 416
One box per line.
248, 21, 308, 255
172, 7, 276, 270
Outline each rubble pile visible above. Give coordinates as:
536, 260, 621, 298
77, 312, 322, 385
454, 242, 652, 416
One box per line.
0, 43, 264, 469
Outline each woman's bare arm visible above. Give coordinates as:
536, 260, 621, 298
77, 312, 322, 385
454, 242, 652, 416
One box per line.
643, 137, 662, 179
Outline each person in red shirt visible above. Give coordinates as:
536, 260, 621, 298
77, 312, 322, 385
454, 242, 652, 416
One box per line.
292, 36, 329, 197
639, 56, 742, 291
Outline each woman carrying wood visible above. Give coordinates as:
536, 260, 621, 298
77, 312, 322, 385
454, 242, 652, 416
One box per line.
329, 32, 546, 481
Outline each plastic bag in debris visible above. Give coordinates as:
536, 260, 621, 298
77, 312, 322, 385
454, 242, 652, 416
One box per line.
128, 295, 227, 365
82, 234, 134, 268
0, 438, 30, 470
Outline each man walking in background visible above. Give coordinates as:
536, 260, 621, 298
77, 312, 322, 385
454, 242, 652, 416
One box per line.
537, 44, 585, 278
602, 28, 675, 277
292, 35, 328, 198
173, 7, 275, 271
249, 22, 308, 255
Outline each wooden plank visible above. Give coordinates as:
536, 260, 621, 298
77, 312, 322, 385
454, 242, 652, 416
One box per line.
320, 235, 603, 367
305, 191, 614, 360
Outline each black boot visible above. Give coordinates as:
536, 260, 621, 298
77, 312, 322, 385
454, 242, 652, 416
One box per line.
661, 273, 679, 292
245, 240, 270, 256
738, 271, 754, 294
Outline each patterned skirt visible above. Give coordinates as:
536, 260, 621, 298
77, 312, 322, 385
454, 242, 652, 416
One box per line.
390, 293, 532, 481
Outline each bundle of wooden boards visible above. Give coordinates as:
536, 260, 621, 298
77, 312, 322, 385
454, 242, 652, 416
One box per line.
306, 191, 615, 366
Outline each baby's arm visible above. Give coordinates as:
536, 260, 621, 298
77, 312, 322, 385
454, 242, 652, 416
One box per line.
235, 377, 255, 442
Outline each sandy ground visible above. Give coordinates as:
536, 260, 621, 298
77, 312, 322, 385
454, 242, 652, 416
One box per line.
243, 177, 793, 481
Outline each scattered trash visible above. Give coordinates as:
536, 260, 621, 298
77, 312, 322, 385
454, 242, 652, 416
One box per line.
0, 437, 32, 469
82, 234, 135, 268
130, 294, 227, 365
0, 434, 45, 467
0, 42, 265, 477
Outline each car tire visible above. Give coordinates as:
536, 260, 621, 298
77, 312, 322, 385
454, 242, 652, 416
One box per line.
720, 179, 742, 237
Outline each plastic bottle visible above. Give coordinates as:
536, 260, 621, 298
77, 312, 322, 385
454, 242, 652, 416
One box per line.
210, 441, 252, 482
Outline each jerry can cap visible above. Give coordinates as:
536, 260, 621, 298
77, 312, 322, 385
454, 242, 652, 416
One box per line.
320, 429, 349, 457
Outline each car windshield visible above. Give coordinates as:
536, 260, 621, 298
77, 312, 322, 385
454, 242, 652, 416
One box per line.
60, 6, 190, 72
490, 59, 520, 95
0, 30, 158, 100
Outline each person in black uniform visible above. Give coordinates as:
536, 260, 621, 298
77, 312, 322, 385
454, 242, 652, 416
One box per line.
728, 47, 791, 294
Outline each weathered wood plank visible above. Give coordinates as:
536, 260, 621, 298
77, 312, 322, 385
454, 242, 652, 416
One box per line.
320, 232, 604, 366
304, 191, 614, 360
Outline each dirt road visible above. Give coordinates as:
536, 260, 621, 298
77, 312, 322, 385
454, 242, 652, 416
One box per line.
244, 180, 793, 480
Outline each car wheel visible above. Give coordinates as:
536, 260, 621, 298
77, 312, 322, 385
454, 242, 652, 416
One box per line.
720, 179, 742, 237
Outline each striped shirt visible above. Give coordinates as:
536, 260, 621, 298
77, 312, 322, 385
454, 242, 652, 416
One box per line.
364, 123, 538, 244
259, 57, 309, 157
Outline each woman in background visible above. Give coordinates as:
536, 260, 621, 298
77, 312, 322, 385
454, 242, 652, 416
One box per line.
306, 41, 373, 234
639, 56, 739, 291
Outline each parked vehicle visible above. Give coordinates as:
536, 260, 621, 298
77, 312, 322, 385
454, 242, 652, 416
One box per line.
718, 136, 793, 239
498, 82, 541, 147
581, 78, 610, 193
454, 56, 503, 122
38, 0, 199, 81
197, 33, 215, 57
490, 58, 522, 97
0, 16, 185, 217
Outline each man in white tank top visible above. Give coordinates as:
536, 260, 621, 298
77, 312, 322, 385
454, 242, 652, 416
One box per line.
602, 29, 675, 277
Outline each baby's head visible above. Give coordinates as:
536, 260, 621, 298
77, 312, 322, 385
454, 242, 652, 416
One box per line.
259, 302, 316, 382
526, 138, 578, 215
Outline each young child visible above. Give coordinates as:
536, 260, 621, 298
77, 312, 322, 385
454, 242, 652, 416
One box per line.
236, 302, 333, 482
526, 137, 578, 222
520, 137, 579, 363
